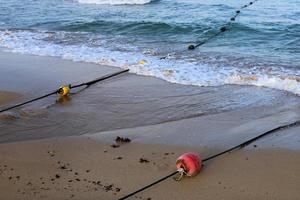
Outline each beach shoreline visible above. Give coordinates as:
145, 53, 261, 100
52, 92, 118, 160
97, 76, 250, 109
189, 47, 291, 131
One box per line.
0, 51, 300, 199
1, 0, 300, 198
1, 51, 299, 143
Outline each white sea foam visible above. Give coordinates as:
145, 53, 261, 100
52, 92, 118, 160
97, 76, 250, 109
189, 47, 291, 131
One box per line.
0, 29, 299, 96
76, 0, 153, 5
226, 75, 300, 96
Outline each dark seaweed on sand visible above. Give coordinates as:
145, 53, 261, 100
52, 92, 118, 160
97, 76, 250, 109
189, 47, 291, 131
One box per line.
115, 136, 131, 143
139, 158, 150, 163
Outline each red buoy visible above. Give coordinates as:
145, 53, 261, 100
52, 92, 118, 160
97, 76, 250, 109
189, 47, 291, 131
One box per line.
175, 152, 202, 180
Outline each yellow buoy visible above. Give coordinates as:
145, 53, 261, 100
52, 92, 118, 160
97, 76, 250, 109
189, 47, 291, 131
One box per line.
58, 86, 70, 97
138, 60, 146, 65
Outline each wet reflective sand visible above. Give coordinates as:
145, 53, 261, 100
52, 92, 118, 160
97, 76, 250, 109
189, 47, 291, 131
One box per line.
1, 52, 300, 143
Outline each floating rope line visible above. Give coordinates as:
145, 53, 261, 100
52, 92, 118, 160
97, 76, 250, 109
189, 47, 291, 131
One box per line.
0, 69, 129, 113
188, 0, 258, 50
118, 119, 299, 200
159, 0, 258, 59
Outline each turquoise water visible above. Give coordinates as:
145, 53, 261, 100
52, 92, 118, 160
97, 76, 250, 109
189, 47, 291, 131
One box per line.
0, 0, 299, 94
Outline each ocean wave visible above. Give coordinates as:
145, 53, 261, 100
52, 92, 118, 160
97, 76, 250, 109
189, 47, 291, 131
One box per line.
0, 29, 299, 96
40, 20, 210, 36
75, 0, 154, 5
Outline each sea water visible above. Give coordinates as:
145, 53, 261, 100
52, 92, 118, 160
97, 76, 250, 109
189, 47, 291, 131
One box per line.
0, 0, 299, 94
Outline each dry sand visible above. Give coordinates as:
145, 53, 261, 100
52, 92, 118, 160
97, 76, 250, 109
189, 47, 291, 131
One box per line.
0, 137, 300, 200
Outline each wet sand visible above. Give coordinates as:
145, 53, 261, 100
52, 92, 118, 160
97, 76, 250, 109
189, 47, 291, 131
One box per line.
0, 91, 21, 120
0, 51, 300, 199
1, 51, 300, 143
0, 91, 20, 106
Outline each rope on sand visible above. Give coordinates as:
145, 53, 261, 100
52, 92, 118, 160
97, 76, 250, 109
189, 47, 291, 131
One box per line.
118, 119, 300, 200
0, 69, 129, 113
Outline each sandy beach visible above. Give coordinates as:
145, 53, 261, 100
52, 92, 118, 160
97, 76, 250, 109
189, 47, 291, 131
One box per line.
1, 51, 300, 199
1, 135, 300, 200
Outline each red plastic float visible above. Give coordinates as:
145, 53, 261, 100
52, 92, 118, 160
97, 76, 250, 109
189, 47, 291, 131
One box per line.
175, 152, 202, 180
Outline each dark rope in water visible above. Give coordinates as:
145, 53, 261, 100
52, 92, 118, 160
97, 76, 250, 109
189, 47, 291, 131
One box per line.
118, 119, 299, 200
188, 0, 258, 50
0, 69, 129, 113
159, 0, 258, 59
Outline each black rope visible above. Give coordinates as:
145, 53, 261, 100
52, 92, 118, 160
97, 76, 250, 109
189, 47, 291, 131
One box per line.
0, 69, 129, 113
118, 171, 178, 200
188, 0, 258, 50
118, 119, 300, 200
159, 0, 258, 59
0, 91, 58, 113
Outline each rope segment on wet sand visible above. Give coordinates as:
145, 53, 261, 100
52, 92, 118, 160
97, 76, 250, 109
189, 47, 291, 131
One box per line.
0, 69, 129, 113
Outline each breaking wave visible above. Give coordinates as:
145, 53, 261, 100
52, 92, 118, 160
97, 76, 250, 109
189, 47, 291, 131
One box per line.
0, 29, 299, 96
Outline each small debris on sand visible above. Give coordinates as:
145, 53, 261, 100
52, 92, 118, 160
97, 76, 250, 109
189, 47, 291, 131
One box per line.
104, 184, 113, 192
55, 174, 60, 179
111, 144, 120, 148
139, 158, 150, 163
115, 136, 131, 143
96, 181, 102, 186
59, 165, 67, 170
47, 151, 55, 157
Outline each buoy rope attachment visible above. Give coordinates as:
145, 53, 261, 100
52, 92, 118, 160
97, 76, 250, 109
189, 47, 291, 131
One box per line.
173, 168, 186, 181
